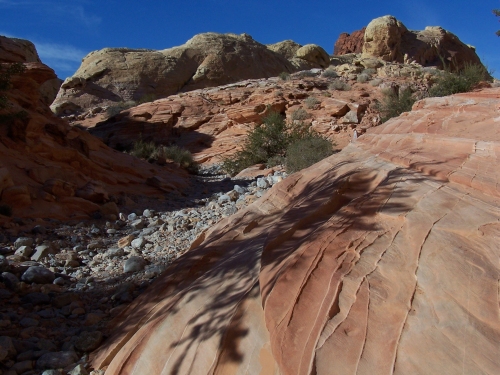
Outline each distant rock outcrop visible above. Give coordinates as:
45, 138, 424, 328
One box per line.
334, 15, 483, 71
51, 33, 330, 116
91, 87, 500, 374
0, 37, 188, 220
333, 27, 366, 55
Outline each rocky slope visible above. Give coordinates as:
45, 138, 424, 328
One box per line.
0, 37, 189, 223
90, 87, 500, 374
50, 33, 330, 116
77, 58, 438, 164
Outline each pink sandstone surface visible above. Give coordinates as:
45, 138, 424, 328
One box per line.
91, 88, 500, 374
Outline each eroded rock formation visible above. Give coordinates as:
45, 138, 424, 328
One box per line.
51, 33, 329, 116
334, 15, 483, 71
91, 88, 500, 374
0, 37, 188, 220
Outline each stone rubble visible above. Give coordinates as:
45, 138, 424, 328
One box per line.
0, 165, 286, 374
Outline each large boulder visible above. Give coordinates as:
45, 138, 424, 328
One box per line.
293, 44, 330, 69
91, 87, 500, 374
267, 40, 302, 59
362, 15, 407, 62
358, 15, 483, 70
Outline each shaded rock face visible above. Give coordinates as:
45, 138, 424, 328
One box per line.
334, 16, 483, 71
333, 27, 366, 55
91, 88, 500, 374
51, 33, 330, 116
0, 37, 188, 220
0, 35, 61, 105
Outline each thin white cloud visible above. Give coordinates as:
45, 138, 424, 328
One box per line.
0, 31, 86, 77
35, 42, 86, 63
0, 1, 101, 29
69, 5, 101, 28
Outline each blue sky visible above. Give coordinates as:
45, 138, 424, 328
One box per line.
1, 0, 499, 79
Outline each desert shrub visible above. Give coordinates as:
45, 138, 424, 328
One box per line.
328, 79, 351, 91
137, 93, 157, 104
279, 72, 290, 81
0, 204, 12, 217
0, 63, 28, 125
290, 108, 309, 122
154, 145, 198, 173
222, 110, 330, 175
362, 68, 377, 76
296, 70, 317, 78
285, 136, 334, 173
222, 111, 288, 175
321, 68, 338, 78
357, 73, 371, 83
106, 100, 137, 118
129, 139, 157, 160
377, 88, 416, 123
266, 155, 285, 168
370, 78, 383, 87
304, 96, 320, 109
129, 140, 198, 173
428, 63, 489, 97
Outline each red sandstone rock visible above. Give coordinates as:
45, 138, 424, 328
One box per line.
91, 88, 500, 374
333, 27, 366, 55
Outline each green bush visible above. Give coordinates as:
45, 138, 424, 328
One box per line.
304, 96, 320, 109
129, 139, 157, 160
279, 72, 290, 81
296, 70, 317, 78
362, 68, 377, 76
0, 63, 28, 125
0, 204, 12, 217
290, 108, 309, 122
222, 110, 333, 175
328, 79, 351, 91
129, 140, 198, 173
285, 136, 334, 173
370, 78, 383, 87
377, 88, 416, 123
322, 68, 338, 78
154, 145, 198, 173
428, 63, 489, 97
357, 73, 371, 83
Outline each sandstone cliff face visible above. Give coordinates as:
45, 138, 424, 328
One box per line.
51, 33, 330, 116
91, 88, 500, 374
0, 37, 188, 220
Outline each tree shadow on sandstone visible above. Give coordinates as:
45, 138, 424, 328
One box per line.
93, 159, 433, 372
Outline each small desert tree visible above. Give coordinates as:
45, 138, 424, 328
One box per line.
494, 9, 500, 36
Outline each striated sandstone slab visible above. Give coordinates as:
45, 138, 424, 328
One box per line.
92, 89, 500, 375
